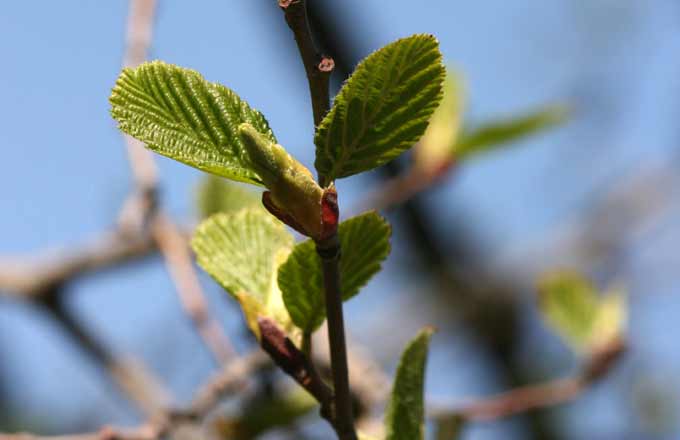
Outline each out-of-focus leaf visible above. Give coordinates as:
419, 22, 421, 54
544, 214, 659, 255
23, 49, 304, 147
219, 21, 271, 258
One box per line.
414, 69, 465, 173
314, 34, 445, 184
191, 209, 295, 339
196, 175, 261, 219
455, 105, 568, 160
537, 271, 626, 353
215, 387, 316, 439
277, 212, 391, 333
110, 61, 276, 185
385, 327, 435, 440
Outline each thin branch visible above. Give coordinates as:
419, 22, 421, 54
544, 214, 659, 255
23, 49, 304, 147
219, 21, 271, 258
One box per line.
151, 214, 234, 364
279, 0, 334, 129
39, 289, 171, 417
316, 237, 357, 440
435, 336, 626, 422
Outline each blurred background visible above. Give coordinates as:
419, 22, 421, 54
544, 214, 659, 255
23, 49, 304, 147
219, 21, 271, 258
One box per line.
1, 1, 680, 439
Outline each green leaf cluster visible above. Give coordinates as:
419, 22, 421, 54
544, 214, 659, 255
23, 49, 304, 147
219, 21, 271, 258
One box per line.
537, 271, 626, 353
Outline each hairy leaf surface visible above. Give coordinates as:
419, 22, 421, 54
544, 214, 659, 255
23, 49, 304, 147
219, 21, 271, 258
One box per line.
314, 34, 445, 184
110, 61, 276, 185
192, 209, 294, 338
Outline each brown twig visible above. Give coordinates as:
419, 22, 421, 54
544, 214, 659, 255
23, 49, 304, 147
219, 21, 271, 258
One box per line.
435, 336, 626, 422
279, 0, 334, 128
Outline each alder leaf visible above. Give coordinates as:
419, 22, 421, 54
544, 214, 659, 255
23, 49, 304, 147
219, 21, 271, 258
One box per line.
314, 34, 445, 185
455, 105, 568, 161
110, 61, 276, 185
277, 211, 391, 333
385, 327, 435, 440
196, 175, 261, 219
191, 209, 295, 339
537, 271, 626, 353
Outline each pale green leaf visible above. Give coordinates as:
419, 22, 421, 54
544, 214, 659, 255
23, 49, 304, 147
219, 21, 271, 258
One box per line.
196, 175, 261, 219
414, 69, 465, 173
455, 105, 568, 160
537, 271, 626, 353
110, 61, 276, 185
314, 34, 445, 184
191, 209, 295, 339
385, 327, 435, 440
277, 211, 391, 333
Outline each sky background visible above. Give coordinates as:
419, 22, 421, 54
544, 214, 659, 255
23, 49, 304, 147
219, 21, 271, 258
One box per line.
1, 1, 680, 439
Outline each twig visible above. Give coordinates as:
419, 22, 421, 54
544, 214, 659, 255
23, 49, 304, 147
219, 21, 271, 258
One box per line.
151, 214, 234, 363
278, 2, 355, 438
435, 337, 626, 422
258, 319, 338, 433
279, 0, 334, 128
118, 0, 234, 365
316, 237, 357, 440
39, 289, 170, 417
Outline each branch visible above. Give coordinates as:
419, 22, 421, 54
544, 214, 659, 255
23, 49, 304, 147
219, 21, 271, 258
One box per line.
278, 0, 334, 128
316, 237, 357, 440
435, 337, 626, 422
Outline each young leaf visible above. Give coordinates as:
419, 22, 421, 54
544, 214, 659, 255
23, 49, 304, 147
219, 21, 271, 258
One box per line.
385, 327, 435, 440
314, 34, 445, 185
455, 105, 568, 161
110, 61, 276, 185
196, 175, 261, 219
277, 211, 391, 333
537, 271, 626, 353
191, 209, 295, 339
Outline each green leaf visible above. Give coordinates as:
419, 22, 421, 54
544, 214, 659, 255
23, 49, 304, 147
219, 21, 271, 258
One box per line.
110, 60, 276, 185
277, 211, 391, 333
385, 327, 435, 440
537, 271, 626, 353
196, 175, 261, 219
191, 209, 295, 339
314, 34, 445, 184
455, 105, 568, 160
414, 68, 465, 173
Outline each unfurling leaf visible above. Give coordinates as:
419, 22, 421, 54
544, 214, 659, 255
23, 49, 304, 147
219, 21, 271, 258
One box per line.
314, 34, 445, 185
537, 271, 626, 353
277, 211, 391, 333
385, 327, 435, 440
238, 123, 325, 239
110, 61, 276, 185
196, 175, 261, 219
414, 69, 465, 174
455, 105, 568, 160
191, 209, 296, 339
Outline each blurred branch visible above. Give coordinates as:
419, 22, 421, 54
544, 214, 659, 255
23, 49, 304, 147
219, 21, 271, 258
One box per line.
433, 336, 625, 422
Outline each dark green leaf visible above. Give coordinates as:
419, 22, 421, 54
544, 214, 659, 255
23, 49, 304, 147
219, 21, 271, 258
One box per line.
277, 211, 391, 332
110, 61, 276, 185
314, 34, 445, 184
385, 327, 435, 440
